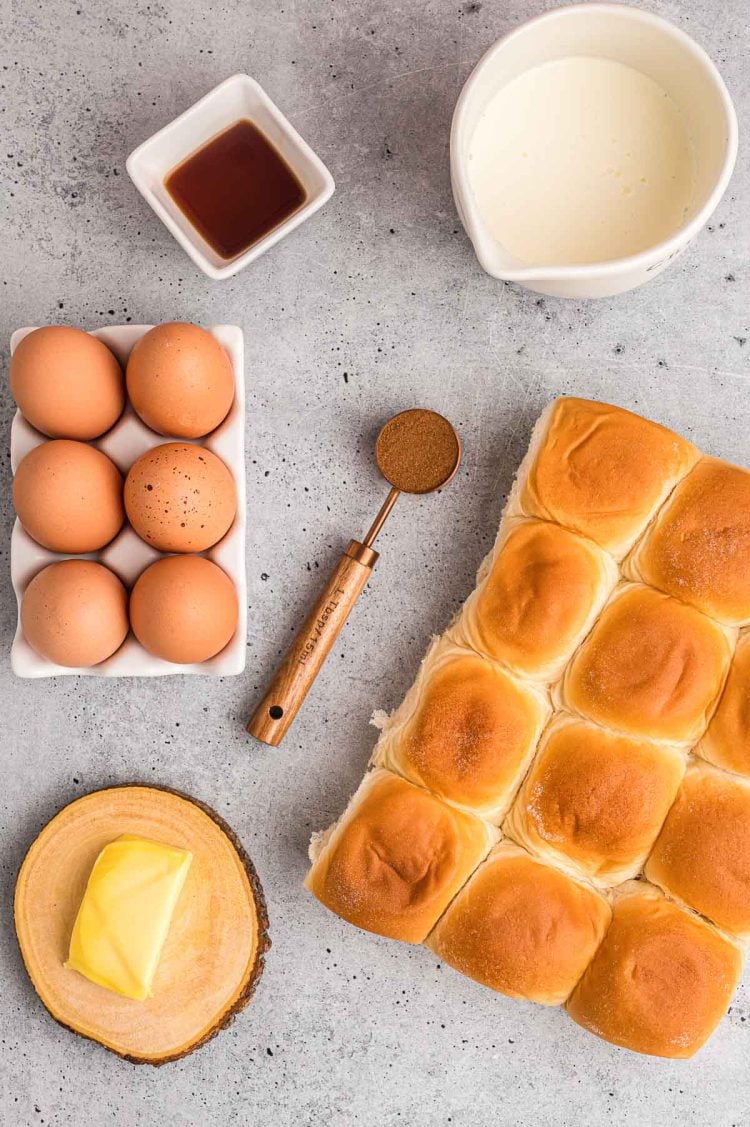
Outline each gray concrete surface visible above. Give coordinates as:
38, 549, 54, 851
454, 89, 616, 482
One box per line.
1, 0, 749, 1124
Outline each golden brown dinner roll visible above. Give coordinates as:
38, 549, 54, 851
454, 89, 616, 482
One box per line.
513, 398, 698, 558
506, 715, 685, 885
426, 841, 611, 1006
645, 762, 750, 938
630, 458, 750, 627
305, 770, 495, 943
566, 882, 743, 1058
561, 584, 733, 743
451, 519, 617, 681
373, 639, 549, 822
699, 632, 750, 776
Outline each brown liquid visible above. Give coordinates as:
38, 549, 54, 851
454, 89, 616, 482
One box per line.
165, 119, 307, 260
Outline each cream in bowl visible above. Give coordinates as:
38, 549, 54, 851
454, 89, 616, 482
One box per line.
451, 4, 737, 298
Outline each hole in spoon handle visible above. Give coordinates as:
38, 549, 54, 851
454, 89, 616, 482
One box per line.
246, 541, 378, 747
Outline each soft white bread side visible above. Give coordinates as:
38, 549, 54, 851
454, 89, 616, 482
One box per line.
504, 399, 559, 528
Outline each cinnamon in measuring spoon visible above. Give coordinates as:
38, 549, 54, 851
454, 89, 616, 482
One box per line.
375, 409, 461, 494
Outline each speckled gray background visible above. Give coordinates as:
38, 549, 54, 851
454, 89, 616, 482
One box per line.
0, 0, 748, 1124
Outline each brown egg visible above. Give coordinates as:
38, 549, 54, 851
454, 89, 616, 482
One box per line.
21, 560, 129, 667
124, 442, 236, 552
13, 440, 124, 553
126, 322, 234, 438
130, 556, 238, 663
10, 326, 125, 439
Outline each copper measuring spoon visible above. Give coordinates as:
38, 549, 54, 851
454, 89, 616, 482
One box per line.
247, 408, 461, 746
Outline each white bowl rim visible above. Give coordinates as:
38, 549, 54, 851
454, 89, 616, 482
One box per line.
451, 2, 739, 282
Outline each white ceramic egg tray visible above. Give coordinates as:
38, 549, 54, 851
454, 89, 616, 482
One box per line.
9, 324, 247, 678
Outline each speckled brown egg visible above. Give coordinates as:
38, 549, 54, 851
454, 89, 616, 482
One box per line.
130, 555, 238, 663
21, 560, 129, 667
10, 326, 125, 439
13, 440, 124, 553
126, 322, 235, 438
124, 443, 236, 552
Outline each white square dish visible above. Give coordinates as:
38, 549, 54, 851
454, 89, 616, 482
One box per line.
126, 73, 335, 280
9, 323, 247, 678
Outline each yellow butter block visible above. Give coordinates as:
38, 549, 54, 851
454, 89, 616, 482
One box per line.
66, 834, 192, 1000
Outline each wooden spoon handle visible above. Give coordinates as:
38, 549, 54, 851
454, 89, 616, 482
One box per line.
247, 540, 378, 746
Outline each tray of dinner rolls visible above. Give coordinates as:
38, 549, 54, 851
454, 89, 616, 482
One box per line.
9, 323, 247, 677
306, 397, 750, 1059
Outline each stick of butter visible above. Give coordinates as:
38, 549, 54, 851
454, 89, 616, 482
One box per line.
66, 834, 192, 1000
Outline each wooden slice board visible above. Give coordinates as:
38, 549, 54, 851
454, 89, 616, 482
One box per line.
14, 785, 270, 1064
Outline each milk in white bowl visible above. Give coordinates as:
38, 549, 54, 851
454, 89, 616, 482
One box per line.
468, 56, 695, 267
451, 4, 737, 298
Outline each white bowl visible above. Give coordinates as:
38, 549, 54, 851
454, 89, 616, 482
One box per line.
10, 324, 247, 678
451, 3, 738, 299
126, 74, 335, 280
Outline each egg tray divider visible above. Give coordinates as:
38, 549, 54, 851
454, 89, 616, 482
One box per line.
9, 324, 247, 678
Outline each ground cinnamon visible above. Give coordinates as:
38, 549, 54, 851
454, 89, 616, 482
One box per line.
375, 408, 460, 494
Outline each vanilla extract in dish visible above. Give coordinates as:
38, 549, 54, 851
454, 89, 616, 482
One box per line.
165, 120, 307, 260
